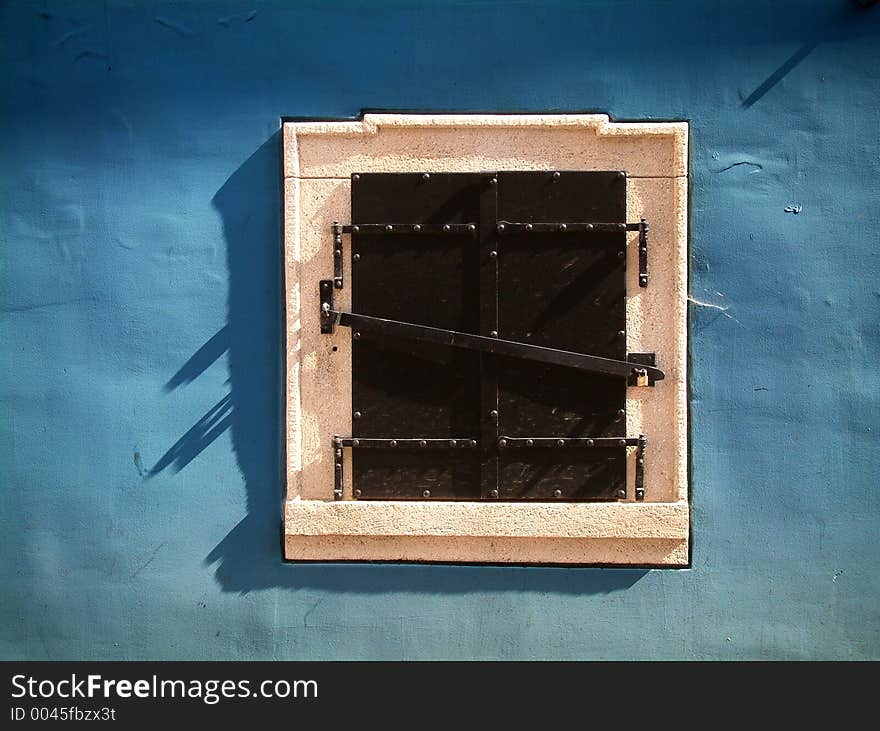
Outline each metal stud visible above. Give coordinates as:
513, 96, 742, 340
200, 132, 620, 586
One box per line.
390, 440, 398, 447
468, 224, 476, 232
618, 439, 627, 447
449, 439, 457, 447
352, 225, 360, 233
617, 489, 627, 499
419, 440, 427, 448
413, 224, 421, 232
617, 171, 625, 179
352, 174, 360, 181
496, 223, 505, 233
353, 253, 360, 261
489, 177, 498, 186
443, 224, 451, 233
334, 249, 341, 257
558, 223, 567, 232
557, 439, 565, 447
525, 223, 533, 232
353, 412, 362, 420
335, 235, 342, 245
322, 281, 329, 290
469, 439, 477, 447
618, 223, 627, 232
422, 172, 430, 180
640, 275, 648, 285
489, 410, 498, 419
489, 330, 498, 338
552, 171, 561, 180
489, 250, 498, 258
354, 489, 362, 498
490, 489, 499, 498
353, 331, 361, 340
526, 439, 534, 447
498, 438, 507, 448
618, 330, 626, 338
618, 251, 625, 258
385, 224, 393, 232
617, 409, 626, 419
585, 223, 594, 231
553, 489, 562, 498
352, 438, 360, 446
422, 490, 431, 498
586, 439, 594, 447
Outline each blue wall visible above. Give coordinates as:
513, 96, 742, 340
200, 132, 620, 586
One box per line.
1, 0, 878, 660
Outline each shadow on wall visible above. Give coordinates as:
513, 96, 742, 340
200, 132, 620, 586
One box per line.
149, 130, 649, 596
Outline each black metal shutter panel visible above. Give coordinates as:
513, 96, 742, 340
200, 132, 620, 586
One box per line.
350, 171, 627, 500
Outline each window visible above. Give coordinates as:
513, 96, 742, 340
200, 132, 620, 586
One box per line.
283, 114, 688, 565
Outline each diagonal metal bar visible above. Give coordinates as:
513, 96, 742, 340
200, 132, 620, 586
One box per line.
331, 310, 665, 381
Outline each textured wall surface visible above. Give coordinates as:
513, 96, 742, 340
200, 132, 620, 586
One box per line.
1, 0, 878, 660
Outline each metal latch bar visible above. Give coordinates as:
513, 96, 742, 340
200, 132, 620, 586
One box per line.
326, 302, 664, 382
340, 223, 477, 235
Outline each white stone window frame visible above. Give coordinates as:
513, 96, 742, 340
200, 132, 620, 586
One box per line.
282, 114, 689, 566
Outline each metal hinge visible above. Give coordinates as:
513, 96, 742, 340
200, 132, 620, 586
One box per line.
332, 217, 650, 289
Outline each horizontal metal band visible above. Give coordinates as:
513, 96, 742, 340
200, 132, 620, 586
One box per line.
334, 437, 478, 449
497, 436, 641, 448
341, 223, 477, 234
495, 221, 643, 234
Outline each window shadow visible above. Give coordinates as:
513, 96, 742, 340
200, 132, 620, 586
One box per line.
151, 130, 651, 596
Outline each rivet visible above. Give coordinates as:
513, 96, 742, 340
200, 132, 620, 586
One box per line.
336, 449, 342, 457
334, 249, 341, 257
618, 330, 626, 338
618, 439, 627, 447
322, 282, 329, 290
443, 224, 451, 232
640, 275, 648, 284
354, 489, 362, 498
638, 458, 645, 465
385, 224, 393, 232
489, 410, 498, 419
593, 298, 601, 307
585, 223, 594, 231
450, 439, 457, 447
586, 439, 594, 447
489, 330, 498, 338
558, 223, 567, 232
352, 174, 360, 181
468, 224, 476, 232
469, 439, 477, 447
413, 224, 421, 232
490, 489, 499, 498
618, 223, 627, 232
617, 489, 627, 499
353, 253, 361, 261
552, 171, 561, 180
335, 235, 342, 244
553, 489, 562, 498
618, 251, 625, 258
525, 223, 533, 232
352, 438, 360, 446
422, 490, 431, 498
419, 440, 427, 447
335, 463, 342, 471
496, 223, 505, 233
333, 437, 342, 446
422, 172, 430, 180
390, 440, 398, 447
352, 225, 360, 233
640, 247, 647, 254
617, 409, 626, 418
489, 250, 498, 258
526, 439, 534, 447
617, 171, 626, 179
557, 439, 565, 447
353, 332, 361, 339
490, 177, 498, 186
498, 438, 507, 448
353, 412, 362, 421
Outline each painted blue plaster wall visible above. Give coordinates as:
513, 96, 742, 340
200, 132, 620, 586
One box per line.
1, 0, 878, 660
